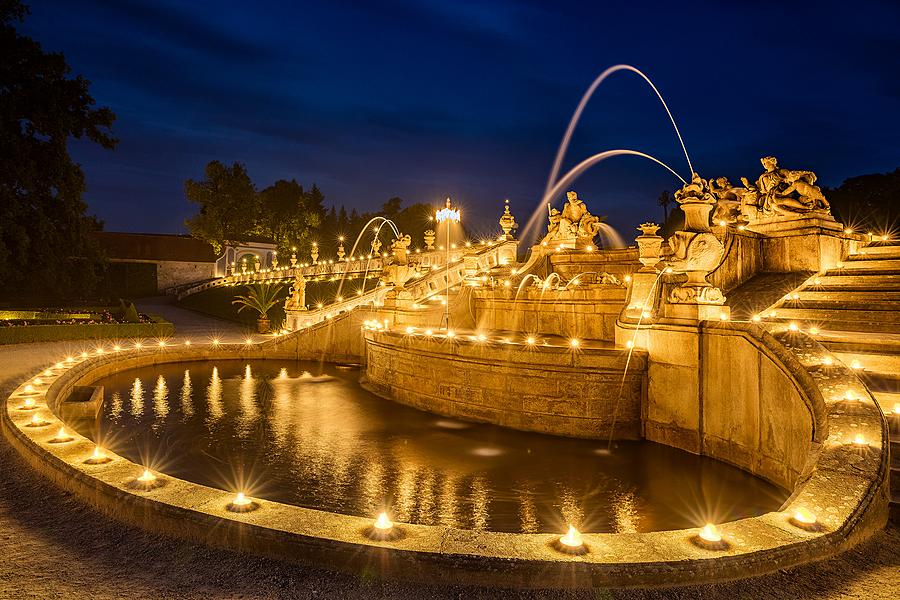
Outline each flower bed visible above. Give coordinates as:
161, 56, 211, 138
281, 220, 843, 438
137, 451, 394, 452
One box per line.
0, 311, 173, 345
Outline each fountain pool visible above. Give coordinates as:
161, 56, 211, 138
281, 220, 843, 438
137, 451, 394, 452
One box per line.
73, 359, 789, 534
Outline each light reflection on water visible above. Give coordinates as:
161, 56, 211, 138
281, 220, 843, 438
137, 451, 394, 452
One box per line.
78, 360, 789, 534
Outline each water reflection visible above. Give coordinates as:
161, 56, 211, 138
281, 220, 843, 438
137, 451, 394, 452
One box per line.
81, 360, 790, 533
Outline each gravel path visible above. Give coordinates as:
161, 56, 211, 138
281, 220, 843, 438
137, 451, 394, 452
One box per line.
1, 337, 897, 599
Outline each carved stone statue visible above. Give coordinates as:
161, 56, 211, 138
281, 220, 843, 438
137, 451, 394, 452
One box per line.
499, 199, 518, 239
283, 273, 307, 311
542, 191, 603, 248
667, 174, 726, 306
709, 177, 744, 224
753, 156, 830, 217
380, 234, 417, 289
371, 237, 382, 255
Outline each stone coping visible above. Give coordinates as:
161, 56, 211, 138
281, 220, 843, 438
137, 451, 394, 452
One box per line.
0, 337, 890, 589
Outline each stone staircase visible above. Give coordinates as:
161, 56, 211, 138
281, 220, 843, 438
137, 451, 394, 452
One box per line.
760, 239, 900, 521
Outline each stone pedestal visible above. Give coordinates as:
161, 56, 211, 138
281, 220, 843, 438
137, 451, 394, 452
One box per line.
747, 214, 850, 272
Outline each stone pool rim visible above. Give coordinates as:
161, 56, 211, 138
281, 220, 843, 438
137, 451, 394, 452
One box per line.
1, 339, 890, 589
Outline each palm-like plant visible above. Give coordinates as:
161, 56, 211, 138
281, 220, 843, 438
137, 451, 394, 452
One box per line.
232, 283, 283, 333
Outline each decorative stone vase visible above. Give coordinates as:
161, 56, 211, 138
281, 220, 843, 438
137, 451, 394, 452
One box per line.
636, 222, 663, 271
311, 245, 319, 264
290, 251, 297, 268
423, 230, 436, 251
499, 199, 518, 240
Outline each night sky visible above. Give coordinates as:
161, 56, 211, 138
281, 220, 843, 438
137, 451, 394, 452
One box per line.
23, 0, 900, 239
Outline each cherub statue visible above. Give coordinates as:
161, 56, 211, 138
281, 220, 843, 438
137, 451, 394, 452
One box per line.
709, 176, 743, 224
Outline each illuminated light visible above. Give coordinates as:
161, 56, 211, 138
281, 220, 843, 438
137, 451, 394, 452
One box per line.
374, 512, 394, 531
51, 427, 73, 443
788, 322, 799, 331
503, 280, 511, 288
22, 397, 35, 408
852, 434, 867, 447
446, 330, 455, 339
317, 303, 324, 309
789, 507, 822, 531
814, 278, 821, 285
424, 329, 434, 336
892, 403, 900, 415
227, 491, 258, 513
23, 384, 34, 394
134, 342, 143, 349
769, 310, 777, 317
850, 359, 862, 370
641, 310, 651, 319
526, 336, 536, 345
752, 314, 762, 323
792, 293, 800, 300
80, 351, 88, 358
336, 296, 343, 302
717, 220, 727, 227
85, 445, 111, 465
137, 469, 157, 483
624, 275, 632, 283
835, 261, 844, 269
56, 362, 64, 369
185, 340, 191, 346
477, 334, 487, 342
585, 245, 594, 252
738, 224, 746, 231
96, 347, 105, 355
556, 526, 585, 554
882, 234, 889, 242
27, 413, 47, 427
211, 339, 220, 346
65, 356, 73, 363
43, 369, 52, 376
569, 338, 580, 348
665, 267, 674, 274
719, 312, 729, 321
625, 340, 634, 349
33, 378, 43, 385
405, 326, 415, 335
844, 228, 853, 235
244, 338, 253, 345
699, 523, 722, 543
822, 356, 834, 366
844, 390, 856, 401
158, 340, 166, 347
808, 326, 819, 335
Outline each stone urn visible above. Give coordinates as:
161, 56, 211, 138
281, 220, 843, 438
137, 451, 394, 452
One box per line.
337, 243, 346, 261
290, 249, 297, 268
423, 229, 436, 251
499, 199, 518, 240
310, 244, 319, 264
636, 222, 663, 271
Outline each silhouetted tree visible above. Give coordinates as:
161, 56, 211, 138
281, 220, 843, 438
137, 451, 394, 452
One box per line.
0, 0, 116, 300
184, 161, 257, 253
824, 168, 900, 233
657, 190, 672, 224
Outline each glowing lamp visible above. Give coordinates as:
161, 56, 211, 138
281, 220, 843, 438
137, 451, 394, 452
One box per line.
134, 342, 142, 349
852, 434, 867, 447
405, 326, 415, 334
227, 491, 258, 513
808, 327, 819, 335
625, 340, 634, 349
719, 312, 729, 321
822, 356, 833, 366
43, 369, 52, 376
85, 445, 111, 465
424, 329, 433, 336
751, 315, 762, 322
137, 469, 156, 483
80, 351, 88, 358
850, 360, 862, 370
185, 340, 192, 346
692, 523, 728, 549
555, 525, 587, 554
788, 322, 799, 331
158, 340, 166, 347
212, 339, 220, 346
526, 336, 536, 345
569, 338, 579, 348
24, 384, 34, 394
22, 397, 35, 408
113, 345, 121, 352
373, 512, 393, 531
244, 338, 253, 345
445, 330, 455, 338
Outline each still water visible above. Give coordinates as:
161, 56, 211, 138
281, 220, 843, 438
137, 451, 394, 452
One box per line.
78, 360, 789, 533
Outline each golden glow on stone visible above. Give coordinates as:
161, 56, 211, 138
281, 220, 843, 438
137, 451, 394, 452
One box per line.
698, 523, 722, 543
373, 512, 394, 531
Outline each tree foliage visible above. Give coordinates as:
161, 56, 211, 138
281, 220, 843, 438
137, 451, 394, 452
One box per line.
824, 168, 900, 233
0, 0, 116, 300
184, 160, 437, 261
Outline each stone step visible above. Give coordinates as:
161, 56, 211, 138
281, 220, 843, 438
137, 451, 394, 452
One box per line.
835, 257, 900, 270
795, 290, 900, 302
813, 273, 900, 287
771, 307, 900, 325
782, 298, 900, 311
772, 315, 900, 334
854, 245, 900, 259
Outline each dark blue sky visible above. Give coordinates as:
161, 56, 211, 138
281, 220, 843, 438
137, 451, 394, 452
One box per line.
24, 0, 900, 237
